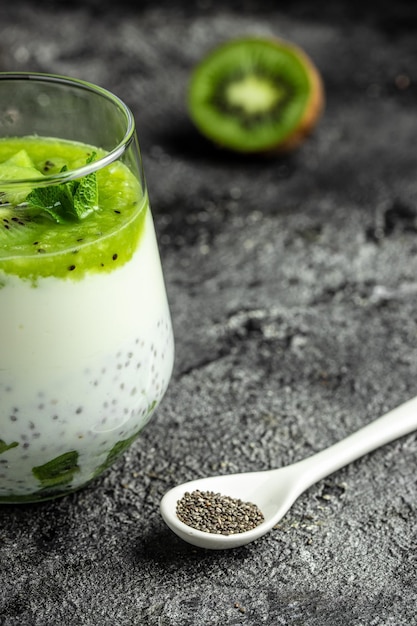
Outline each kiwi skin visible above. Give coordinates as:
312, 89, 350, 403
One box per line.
271, 38, 325, 154
188, 36, 325, 156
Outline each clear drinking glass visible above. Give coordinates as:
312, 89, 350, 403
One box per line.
0, 73, 174, 502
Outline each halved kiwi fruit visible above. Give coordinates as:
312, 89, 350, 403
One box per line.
187, 36, 324, 154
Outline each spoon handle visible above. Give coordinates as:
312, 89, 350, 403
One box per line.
293, 395, 417, 489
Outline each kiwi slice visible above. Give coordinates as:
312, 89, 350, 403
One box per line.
187, 36, 324, 154
0, 149, 43, 205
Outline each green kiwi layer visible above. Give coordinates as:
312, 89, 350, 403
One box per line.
0, 137, 146, 282
188, 37, 324, 153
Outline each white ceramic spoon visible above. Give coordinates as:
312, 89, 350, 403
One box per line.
160, 396, 417, 550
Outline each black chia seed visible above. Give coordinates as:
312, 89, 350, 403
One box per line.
176, 490, 265, 535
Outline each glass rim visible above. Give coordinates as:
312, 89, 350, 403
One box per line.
0, 71, 136, 186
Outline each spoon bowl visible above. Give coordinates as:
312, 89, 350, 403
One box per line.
160, 465, 300, 549
160, 395, 417, 549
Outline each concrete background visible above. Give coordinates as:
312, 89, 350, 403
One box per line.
0, 1, 416, 624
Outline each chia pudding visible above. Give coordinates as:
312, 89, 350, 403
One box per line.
0, 136, 174, 502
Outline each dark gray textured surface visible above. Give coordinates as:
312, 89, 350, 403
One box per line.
1, 1, 416, 624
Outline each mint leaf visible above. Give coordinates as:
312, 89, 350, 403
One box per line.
0, 439, 19, 454
32, 450, 80, 488
26, 183, 75, 224
73, 153, 98, 219
93, 430, 141, 478
26, 152, 98, 223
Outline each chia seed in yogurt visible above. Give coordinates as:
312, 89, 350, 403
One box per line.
0, 136, 174, 502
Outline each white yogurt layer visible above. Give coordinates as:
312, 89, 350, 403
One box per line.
0, 209, 174, 499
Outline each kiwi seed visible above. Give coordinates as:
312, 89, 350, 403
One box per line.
187, 36, 325, 154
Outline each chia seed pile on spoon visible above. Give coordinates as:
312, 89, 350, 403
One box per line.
176, 490, 265, 535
